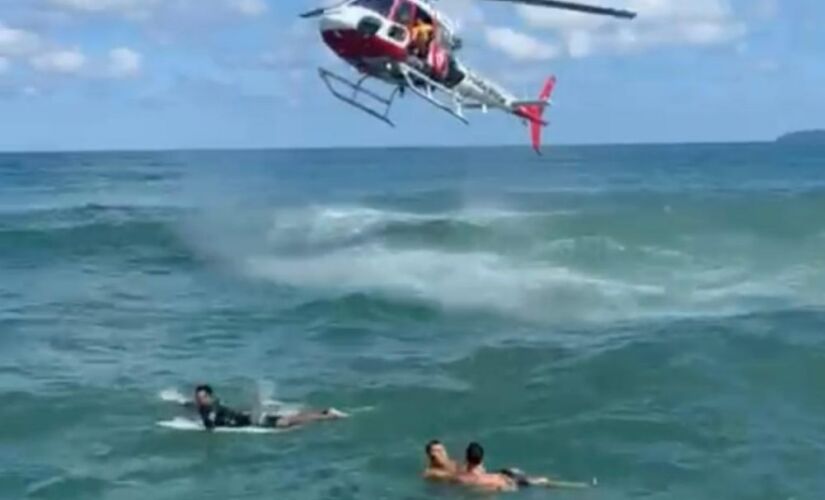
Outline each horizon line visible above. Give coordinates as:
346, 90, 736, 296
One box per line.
0, 138, 782, 156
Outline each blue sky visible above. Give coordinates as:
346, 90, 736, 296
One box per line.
0, 0, 822, 151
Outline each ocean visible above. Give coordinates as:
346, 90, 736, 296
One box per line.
1, 143, 824, 500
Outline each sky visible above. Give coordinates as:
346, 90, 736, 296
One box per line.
0, 0, 822, 151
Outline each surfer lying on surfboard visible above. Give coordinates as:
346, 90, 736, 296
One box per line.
188, 385, 346, 430
423, 440, 591, 492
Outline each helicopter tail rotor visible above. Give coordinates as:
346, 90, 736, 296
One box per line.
513, 76, 557, 155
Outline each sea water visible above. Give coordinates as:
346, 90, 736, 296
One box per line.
1, 144, 824, 499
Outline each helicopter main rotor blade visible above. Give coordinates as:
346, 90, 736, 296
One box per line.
299, 1, 351, 19
299, 7, 326, 18
484, 0, 636, 19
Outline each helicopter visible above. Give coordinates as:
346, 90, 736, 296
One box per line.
300, 0, 636, 153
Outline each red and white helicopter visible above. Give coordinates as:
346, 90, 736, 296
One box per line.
301, 0, 636, 153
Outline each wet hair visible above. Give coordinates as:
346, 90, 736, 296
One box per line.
195, 385, 213, 396
466, 442, 484, 466
425, 440, 442, 456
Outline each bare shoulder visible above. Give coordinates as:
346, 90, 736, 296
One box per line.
454, 473, 476, 486
424, 468, 455, 481
481, 473, 517, 492
457, 472, 514, 492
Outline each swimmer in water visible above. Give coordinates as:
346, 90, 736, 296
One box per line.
191, 385, 346, 430
455, 442, 591, 492
456, 442, 519, 492
423, 440, 460, 481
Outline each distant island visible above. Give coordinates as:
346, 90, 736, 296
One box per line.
776, 130, 825, 144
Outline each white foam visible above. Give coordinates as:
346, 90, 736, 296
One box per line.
244, 246, 665, 322
346, 406, 376, 415
264, 206, 398, 247
259, 205, 572, 249
159, 388, 188, 405
185, 203, 825, 323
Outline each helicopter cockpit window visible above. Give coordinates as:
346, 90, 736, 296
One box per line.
352, 0, 394, 17
434, 22, 448, 44
415, 7, 433, 25
388, 25, 407, 42
394, 1, 415, 25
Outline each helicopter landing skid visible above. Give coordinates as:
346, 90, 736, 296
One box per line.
319, 68, 399, 127
397, 64, 469, 125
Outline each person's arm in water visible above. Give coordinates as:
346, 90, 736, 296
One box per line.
457, 472, 517, 492
500, 468, 591, 489
528, 477, 591, 489
198, 405, 217, 431
423, 468, 454, 481
479, 475, 518, 492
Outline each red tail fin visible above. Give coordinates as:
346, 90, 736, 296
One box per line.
517, 76, 556, 155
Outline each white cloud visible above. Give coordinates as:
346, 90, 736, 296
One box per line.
48, 0, 161, 15
0, 23, 41, 57
0, 22, 145, 85
439, 0, 486, 30
518, 8, 610, 32
30, 48, 87, 74
49, 0, 269, 19
485, 27, 561, 61
513, 0, 746, 58
226, 0, 268, 17
107, 47, 142, 78
48, 0, 162, 20
753, 0, 778, 21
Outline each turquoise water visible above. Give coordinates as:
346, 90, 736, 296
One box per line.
1, 144, 824, 499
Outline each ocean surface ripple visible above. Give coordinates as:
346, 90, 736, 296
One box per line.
1, 144, 824, 499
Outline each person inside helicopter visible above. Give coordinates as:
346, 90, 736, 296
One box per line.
392, 2, 463, 87
393, 2, 434, 63
411, 16, 435, 60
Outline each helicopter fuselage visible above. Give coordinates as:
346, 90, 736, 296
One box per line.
319, 3, 517, 113
313, 0, 557, 152
303, 0, 635, 151
321, 5, 408, 78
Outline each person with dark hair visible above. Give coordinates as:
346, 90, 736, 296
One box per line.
192, 385, 346, 431
423, 440, 459, 481
456, 442, 591, 492
456, 442, 518, 491
193, 385, 252, 428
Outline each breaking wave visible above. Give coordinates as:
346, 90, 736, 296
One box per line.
183, 196, 825, 323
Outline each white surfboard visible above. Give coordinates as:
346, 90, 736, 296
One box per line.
157, 388, 357, 433
156, 417, 284, 434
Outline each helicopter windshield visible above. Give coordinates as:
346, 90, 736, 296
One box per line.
352, 0, 394, 17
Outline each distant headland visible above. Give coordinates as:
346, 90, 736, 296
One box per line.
776, 130, 825, 144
